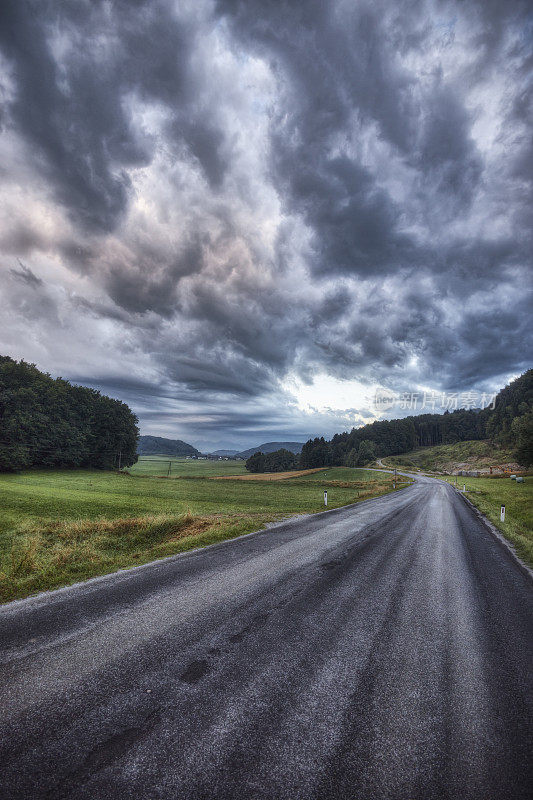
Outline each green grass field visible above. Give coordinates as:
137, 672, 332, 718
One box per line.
0, 466, 400, 602
440, 475, 533, 566
129, 456, 248, 477
384, 440, 518, 473
286, 467, 383, 482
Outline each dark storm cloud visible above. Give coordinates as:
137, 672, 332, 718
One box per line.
285, 156, 417, 277
447, 295, 533, 389
9, 261, 43, 287
0, 0, 531, 447
411, 84, 483, 212
0, 1, 146, 232
214, 0, 496, 285
217, 0, 422, 277
0, 0, 225, 233
105, 235, 205, 318
215, 0, 531, 374
178, 120, 227, 189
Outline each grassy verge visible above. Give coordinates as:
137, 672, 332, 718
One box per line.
0, 467, 404, 603
3, 511, 280, 603
440, 475, 533, 567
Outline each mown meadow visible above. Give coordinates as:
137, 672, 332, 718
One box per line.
0, 464, 405, 602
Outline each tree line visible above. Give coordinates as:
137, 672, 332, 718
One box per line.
246, 448, 299, 473
486, 369, 532, 467
247, 370, 533, 472
0, 356, 139, 471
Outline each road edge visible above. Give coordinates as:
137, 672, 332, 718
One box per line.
456, 488, 533, 587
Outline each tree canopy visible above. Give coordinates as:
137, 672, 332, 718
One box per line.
0, 356, 139, 471
245, 448, 299, 473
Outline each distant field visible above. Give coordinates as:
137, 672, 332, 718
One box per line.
214, 468, 325, 481
128, 456, 247, 477
0, 466, 401, 602
384, 440, 518, 473
440, 475, 533, 566
290, 467, 386, 482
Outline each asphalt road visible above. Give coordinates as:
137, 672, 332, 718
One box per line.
1, 476, 532, 799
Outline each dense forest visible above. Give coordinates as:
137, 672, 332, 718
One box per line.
246, 448, 299, 473
485, 370, 533, 466
298, 370, 533, 469
0, 356, 139, 471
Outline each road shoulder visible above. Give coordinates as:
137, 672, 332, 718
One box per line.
455, 488, 533, 587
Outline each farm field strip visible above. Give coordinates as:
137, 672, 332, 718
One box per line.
213, 468, 326, 480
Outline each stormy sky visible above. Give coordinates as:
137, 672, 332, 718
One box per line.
0, 0, 531, 451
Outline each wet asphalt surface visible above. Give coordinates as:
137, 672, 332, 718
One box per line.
1, 475, 532, 799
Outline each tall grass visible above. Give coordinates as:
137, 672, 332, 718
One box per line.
0, 511, 279, 603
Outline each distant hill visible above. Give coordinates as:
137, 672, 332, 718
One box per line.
210, 449, 239, 457
383, 439, 520, 474
236, 441, 305, 460
137, 435, 200, 457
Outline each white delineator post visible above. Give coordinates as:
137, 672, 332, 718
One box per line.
500, 505, 505, 522
463, 484, 466, 492
324, 490, 328, 506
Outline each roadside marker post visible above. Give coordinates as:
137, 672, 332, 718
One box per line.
463, 484, 466, 492
324, 490, 328, 507
500, 505, 505, 522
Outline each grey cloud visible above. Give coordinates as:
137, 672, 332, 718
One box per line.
1, 225, 46, 256
277, 155, 417, 277
105, 236, 205, 318
218, 2, 460, 280
5, 269, 58, 324
178, 120, 227, 189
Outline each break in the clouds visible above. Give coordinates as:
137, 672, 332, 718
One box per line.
0, 0, 531, 450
